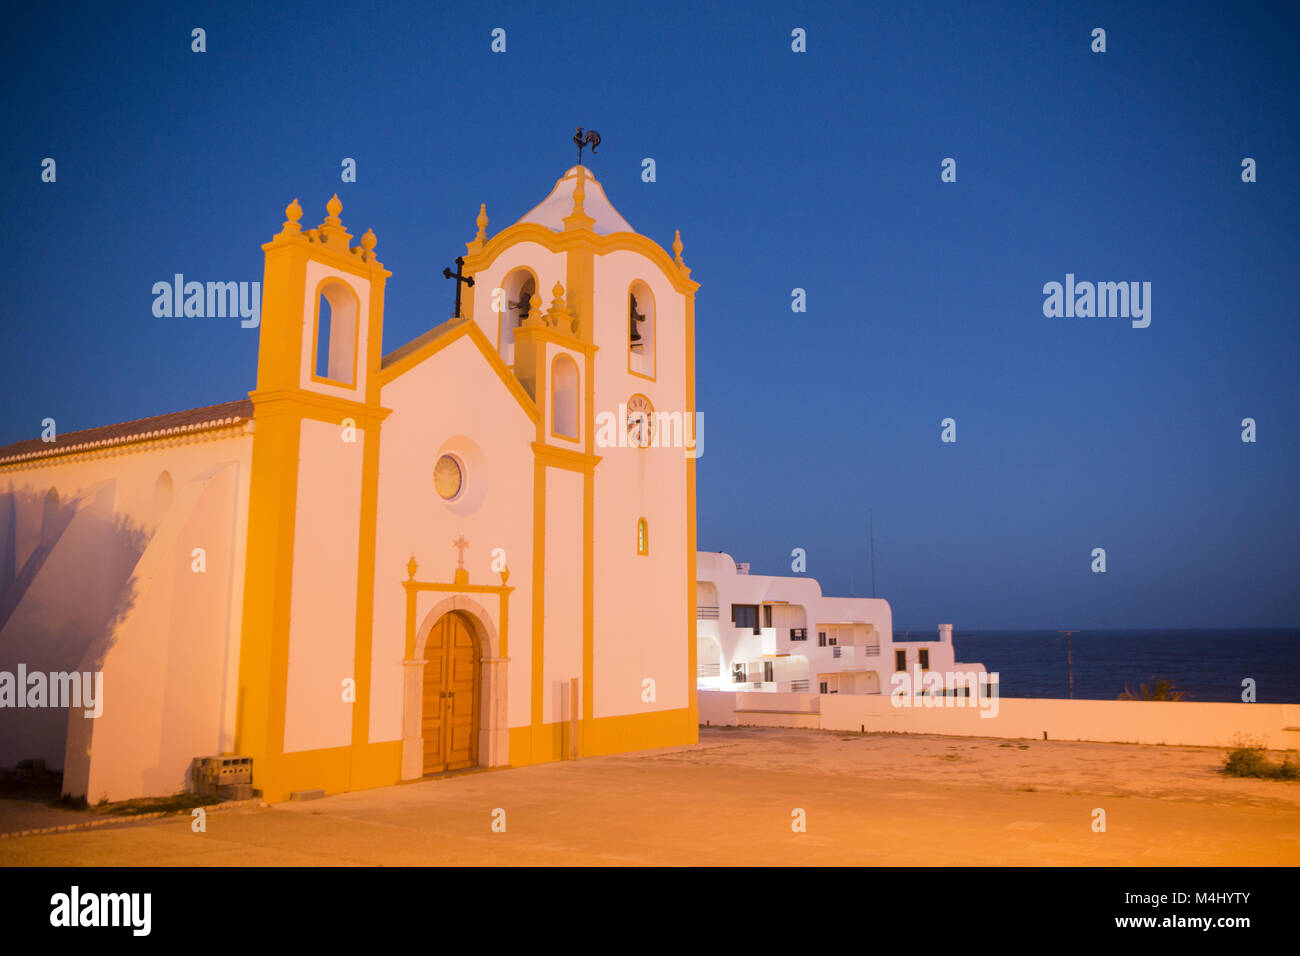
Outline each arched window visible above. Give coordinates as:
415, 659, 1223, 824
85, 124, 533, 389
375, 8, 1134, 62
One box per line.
628, 280, 655, 379
500, 268, 537, 366
551, 354, 579, 439
637, 517, 649, 555
313, 279, 359, 385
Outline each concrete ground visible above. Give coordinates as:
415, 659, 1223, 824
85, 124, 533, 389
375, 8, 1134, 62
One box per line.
3, 727, 1298, 865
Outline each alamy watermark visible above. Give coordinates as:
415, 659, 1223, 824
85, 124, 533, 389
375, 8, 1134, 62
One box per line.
1043, 273, 1151, 328
152, 274, 260, 328
890, 667, 1000, 718
594, 404, 703, 458
50, 886, 150, 935
0, 666, 103, 717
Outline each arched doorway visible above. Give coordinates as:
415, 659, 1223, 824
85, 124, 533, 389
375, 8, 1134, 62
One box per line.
421, 610, 481, 773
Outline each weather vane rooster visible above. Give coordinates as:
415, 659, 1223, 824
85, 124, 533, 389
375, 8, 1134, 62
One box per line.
574, 127, 601, 165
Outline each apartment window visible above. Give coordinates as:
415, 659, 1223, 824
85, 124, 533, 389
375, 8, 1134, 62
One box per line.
731, 604, 760, 633
819, 681, 828, 694
918, 648, 930, 670
832, 646, 842, 659
790, 628, 807, 642
818, 631, 827, 647
731, 663, 746, 684
763, 605, 773, 628
895, 650, 907, 672
763, 661, 774, 682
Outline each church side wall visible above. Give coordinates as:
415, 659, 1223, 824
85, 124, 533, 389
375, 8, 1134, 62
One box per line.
0, 431, 251, 801
87, 458, 246, 800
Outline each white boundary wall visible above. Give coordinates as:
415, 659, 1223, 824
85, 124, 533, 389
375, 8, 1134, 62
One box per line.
699, 690, 1300, 750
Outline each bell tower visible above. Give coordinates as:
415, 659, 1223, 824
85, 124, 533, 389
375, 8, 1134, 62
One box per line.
458, 162, 701, 761
254, 194, 387, 401
236, 195, 392, 801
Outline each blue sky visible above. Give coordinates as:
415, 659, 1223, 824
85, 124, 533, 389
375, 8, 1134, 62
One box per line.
2, 1, 1297, 628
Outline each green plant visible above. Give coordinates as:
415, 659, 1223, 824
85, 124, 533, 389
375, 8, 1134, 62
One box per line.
1118, 676, 1189, 701
1223, 748, 1300, 781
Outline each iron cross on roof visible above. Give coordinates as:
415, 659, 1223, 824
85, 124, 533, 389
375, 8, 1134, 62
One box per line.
442, 256, 474, 319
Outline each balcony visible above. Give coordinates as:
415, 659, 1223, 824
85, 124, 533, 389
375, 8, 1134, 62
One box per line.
697, 605, 720, 620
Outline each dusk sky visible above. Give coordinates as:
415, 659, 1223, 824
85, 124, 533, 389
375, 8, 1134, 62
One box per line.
3, 1, 1296, 629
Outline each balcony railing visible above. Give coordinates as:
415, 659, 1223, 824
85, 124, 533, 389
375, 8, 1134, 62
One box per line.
697, 605, 720, 620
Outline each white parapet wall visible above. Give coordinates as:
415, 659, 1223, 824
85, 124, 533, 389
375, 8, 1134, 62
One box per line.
699, 690, 1300, 751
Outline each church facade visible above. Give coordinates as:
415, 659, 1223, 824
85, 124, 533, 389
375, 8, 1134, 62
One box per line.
0, 166, 700, 803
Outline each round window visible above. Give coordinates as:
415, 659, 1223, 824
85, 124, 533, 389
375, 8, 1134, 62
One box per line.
434, 455, 463, 500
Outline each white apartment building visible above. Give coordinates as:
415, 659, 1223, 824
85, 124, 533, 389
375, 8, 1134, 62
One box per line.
696, 551, 987, 695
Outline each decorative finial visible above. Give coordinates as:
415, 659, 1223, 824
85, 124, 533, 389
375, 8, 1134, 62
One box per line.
316, 193, 351, 244
545, 282, 578, 334
278, 198, 303, 236
563, 167, 596, 232
672, 230, 684, 264
361, 228, 377, 252
528, 292, 542, 315
475, 204, 488, 242
406, 554, 418, 580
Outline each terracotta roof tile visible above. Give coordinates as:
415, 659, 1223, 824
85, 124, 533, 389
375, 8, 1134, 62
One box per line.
0, 399, 253, 465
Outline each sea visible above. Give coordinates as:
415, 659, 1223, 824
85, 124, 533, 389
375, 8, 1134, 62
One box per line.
896, 629, 1300, 704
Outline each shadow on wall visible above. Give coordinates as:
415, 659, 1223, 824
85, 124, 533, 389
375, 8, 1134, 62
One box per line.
0, 484, 146, 773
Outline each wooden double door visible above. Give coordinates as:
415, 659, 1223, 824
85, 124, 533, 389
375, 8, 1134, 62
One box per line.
422, 611, 480, 774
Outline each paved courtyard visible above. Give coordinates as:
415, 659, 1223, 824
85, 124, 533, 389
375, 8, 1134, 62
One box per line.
3, 727, 1298, 866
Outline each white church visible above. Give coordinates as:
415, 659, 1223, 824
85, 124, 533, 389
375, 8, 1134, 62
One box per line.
0, 164, 702, 803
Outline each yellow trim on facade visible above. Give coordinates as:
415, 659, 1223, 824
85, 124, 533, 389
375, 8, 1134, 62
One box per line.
509, 709, 695, 766
684, 292, 699, 731
377, 317, 540, 424
531, 441, 601, 474
463, 222, 700, 298
401, 570, 515, 661
529, 457, 546, 743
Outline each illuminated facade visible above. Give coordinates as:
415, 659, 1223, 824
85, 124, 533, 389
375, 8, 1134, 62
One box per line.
696, 551, 985, 695
0, 167, 699, 803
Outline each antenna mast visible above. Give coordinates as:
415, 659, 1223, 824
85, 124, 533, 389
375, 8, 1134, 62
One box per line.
869, 509, 877, 598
